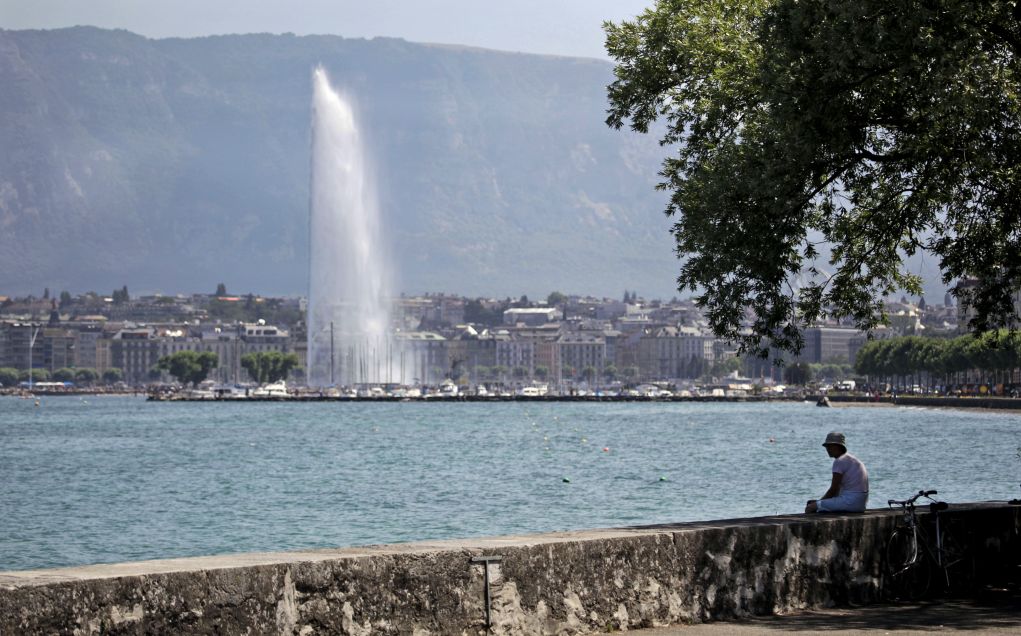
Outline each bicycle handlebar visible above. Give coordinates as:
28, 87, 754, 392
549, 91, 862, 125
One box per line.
888, 489, 939, 507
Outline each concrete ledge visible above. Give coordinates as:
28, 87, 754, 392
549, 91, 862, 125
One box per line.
2, 504, 1018, 634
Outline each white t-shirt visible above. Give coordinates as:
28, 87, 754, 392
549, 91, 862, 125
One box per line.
833, 453, 869, 494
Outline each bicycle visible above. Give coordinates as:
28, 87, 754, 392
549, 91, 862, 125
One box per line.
884, 489, 967, 601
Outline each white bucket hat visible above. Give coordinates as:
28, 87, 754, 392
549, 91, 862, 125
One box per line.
822, 431, 847, 449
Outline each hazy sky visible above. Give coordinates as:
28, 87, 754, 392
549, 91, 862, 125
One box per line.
0, 0, 654, 59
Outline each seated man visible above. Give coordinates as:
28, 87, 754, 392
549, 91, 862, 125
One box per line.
806, 431, 869, 513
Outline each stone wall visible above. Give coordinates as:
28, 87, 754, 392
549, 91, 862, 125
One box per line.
1, 503, 1018, 635
823, 394, 1021, 410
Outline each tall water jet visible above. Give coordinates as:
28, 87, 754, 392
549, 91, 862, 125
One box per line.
307, 67, 393, 387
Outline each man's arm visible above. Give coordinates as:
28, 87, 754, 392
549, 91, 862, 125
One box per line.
821, 472, 843, 500
806, 472, 844, 513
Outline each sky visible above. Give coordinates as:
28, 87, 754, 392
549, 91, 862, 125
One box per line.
0, 0, 654, 59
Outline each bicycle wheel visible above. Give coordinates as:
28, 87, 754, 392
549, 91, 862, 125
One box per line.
934, 524, 971, 595
885, 527, 931, 601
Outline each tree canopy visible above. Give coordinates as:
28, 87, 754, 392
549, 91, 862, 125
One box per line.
240, 351, 299, 384
0, 367, 19, 387
157, 351, 218, 387
606, 0, 1021, 356
102, 368, 123, 383
855, 331, 1021, 381
546, 291, 568, 307
74, 368, 98, 384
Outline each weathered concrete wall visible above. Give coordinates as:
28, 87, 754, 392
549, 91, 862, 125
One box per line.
1, 503, 1018, 635
823, 394, 1021, 410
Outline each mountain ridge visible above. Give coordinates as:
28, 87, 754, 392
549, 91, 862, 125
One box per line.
0, 26, 683, 299
0, 27, 946, 302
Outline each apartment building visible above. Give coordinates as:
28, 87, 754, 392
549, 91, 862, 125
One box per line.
110, 328, 159, 384
394, 331, 448, 384
799, 327, 864, 364
557, 332, 606, 378
637, 326, 715, 380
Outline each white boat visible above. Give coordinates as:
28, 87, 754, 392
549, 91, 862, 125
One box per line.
392, 387, 423, 398
517, 383, 548, 397
252, 380, 288, 397
438, 380, 459, 397
212, 384, 249, 398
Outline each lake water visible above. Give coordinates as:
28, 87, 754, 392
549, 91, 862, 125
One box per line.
1, 396, 1017, 571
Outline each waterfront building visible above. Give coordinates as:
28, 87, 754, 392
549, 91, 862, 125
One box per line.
110, 328, 158, 385
241, 322, 291, 353
534, 339, 560, 383
40, 327, 75, 371
150, 322, 292, 385
494, 323, 563, 380
95, 335, 113, 375
612, 330, 642, 374
557, 332, 606, 380
202, 328, 243, 384
0, 322, 39, 370
446, 325, 497, 384
496, 335, 536, 376
637, 326, 715, 380
800, 326, 865, 364
394, 331, 448, 384
155, 327, 234, 385
71, 325, 103, 370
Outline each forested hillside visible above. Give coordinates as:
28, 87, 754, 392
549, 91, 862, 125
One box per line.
0, 27, 675, 298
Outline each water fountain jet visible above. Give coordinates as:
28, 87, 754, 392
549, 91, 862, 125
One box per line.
307, 67, 394, 387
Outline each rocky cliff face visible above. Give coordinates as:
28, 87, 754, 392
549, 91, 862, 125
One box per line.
0, 27, 676, 298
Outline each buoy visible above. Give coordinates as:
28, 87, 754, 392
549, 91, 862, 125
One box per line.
768, 437, 776, 443
562, 477, 571, 483
659, 476, 668, 482
603, 447, 610, 452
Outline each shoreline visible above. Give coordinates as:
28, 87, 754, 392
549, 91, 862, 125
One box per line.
5, 390, 1021, 412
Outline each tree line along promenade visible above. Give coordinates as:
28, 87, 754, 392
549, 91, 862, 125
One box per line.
1, 286, 1014, 394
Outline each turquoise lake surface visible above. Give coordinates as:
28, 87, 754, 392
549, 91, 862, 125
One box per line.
1, 396, 1017, 571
